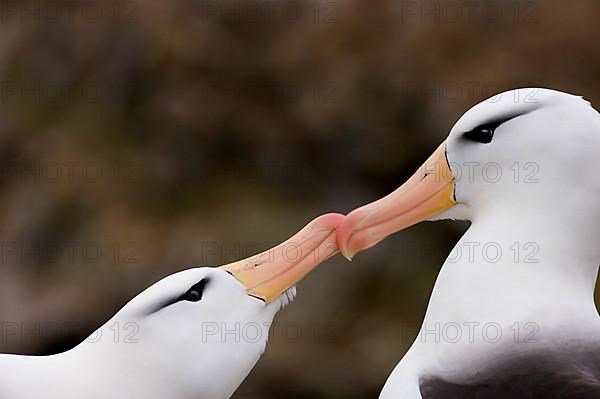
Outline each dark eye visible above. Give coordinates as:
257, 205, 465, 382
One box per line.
463, 124, 496, 144
180, 278, 210, 302
462, 113, 527, 145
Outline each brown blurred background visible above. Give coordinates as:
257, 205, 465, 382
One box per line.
0, 0, 599, 397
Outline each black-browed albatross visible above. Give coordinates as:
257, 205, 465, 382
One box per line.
337, 88, 600, 398
0, 213, 344, 399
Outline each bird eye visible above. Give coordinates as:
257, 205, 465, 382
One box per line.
462, 114, 526, 145
463, 124, 496, 144
183, 289, 202, 302
180, 278, 210, 303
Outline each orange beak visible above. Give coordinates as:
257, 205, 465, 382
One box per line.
221, 213, 344, 303
337, 141, 456, 260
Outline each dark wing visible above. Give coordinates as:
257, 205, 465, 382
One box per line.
420, 348, 600, 399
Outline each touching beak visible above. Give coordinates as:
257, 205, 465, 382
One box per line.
337, 141, 456, 260
221, 213, 344, 303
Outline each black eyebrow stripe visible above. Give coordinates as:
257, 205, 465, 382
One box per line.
147, 277, 211, 315
489, 112, 524, 128
147, 295, 181, 315
461, 111, 532, 144
472, 110, 531, 133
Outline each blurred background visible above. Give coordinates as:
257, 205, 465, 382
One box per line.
0, 0, 599, 397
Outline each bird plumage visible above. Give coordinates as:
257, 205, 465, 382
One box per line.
0, 213, 344, 399
338, 88, 600, 398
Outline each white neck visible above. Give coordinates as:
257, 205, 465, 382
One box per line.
0, 337, 167, 399
416, 206, 600, 357
0, 347, 88, 398
427, 211, 599, 321
0, 315, 265, 399
394, 209, 600, 382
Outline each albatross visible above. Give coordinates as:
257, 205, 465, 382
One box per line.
337, 88, 600, 398
0, 213, 343, 399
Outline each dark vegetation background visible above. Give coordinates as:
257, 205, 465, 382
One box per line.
0, 0, 599, 397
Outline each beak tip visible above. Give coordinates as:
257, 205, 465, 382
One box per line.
337, 240, 355, 262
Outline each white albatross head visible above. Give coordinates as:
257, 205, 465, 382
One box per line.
337, 88, 600, 260
102, 213, 342, 398
97, 266, 294, 399
5, 213, 343, 399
